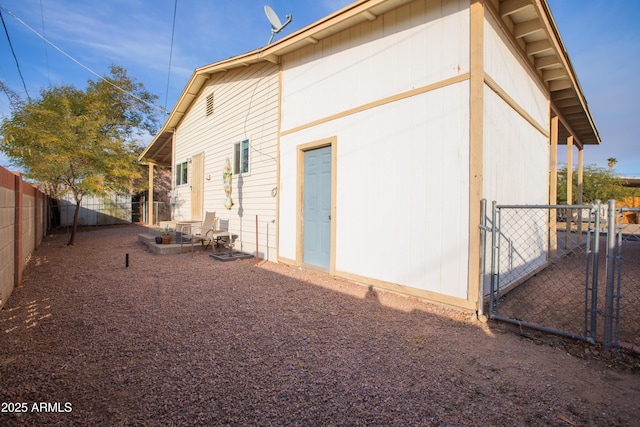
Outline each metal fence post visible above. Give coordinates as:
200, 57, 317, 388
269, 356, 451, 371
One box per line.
614, 207, 624, 346
478, 199, 487, 317
603, 199, 617, 348
154, 202, 159, 226
144, 201, 148, 224
489, 201, 498, 317
588, 200, 601, 341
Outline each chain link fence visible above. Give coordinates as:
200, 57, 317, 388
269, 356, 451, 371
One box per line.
132, 202, 171, 225
485, 203, 600, 343
54, 197, 132, 227
50, 198, 171, 227
615, 207, 640, 349
483, 200, 640, 349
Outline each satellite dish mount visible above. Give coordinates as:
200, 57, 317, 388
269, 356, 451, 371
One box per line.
264, 5, 292, 44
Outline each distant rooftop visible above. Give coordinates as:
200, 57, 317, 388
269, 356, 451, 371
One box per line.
622, 177, 640, 188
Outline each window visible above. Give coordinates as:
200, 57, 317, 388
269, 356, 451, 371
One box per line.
233, 139, 249, 175
176, 161, 188, 186
206, 93, 214, 116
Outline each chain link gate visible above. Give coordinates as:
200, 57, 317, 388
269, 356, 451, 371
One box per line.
481, 200, 639, 348
614, 206, 640, 349
483, 202, 604, 344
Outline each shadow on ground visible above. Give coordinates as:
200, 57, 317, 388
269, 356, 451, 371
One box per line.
1, 225, 639, 426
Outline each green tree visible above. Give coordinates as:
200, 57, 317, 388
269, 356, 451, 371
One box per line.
557, 165, 631, 204
0, 65, 159, 245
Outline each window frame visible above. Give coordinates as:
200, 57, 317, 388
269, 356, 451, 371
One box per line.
175, 161, 188, 186
233, 139, 250, 175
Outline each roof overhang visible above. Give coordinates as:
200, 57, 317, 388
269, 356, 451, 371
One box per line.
139, 0, 600, 165
496, 0, 601, 149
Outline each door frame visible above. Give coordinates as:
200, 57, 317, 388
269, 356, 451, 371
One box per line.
296, 137, 337, 273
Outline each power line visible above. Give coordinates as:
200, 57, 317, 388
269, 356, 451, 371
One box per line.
0, 5, 166, 114
0, 8, 30, 101
39, 0, 51, 85
164, 0, 178, 112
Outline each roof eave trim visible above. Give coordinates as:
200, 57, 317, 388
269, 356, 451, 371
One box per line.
538, 0, 601, 144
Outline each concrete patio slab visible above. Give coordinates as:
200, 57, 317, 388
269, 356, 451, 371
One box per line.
137, 233, 206, 255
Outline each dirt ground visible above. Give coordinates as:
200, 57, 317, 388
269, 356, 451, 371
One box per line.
0, 224, 639, 426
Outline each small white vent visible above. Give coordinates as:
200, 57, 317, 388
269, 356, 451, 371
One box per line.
206, 94, 214, 116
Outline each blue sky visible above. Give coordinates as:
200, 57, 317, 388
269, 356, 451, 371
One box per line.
0, 0, 638, 176
547, 0, 640, 177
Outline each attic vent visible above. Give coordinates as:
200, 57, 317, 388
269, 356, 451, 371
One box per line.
206, 94, 214, 116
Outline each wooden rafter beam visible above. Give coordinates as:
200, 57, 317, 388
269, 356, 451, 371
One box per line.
263, 54, 279, 64
555, 98, 580, 108
500, 0, 531, 17
549, 79, 572, 91
535, 55, 561, 69
362, 10, 377, 21
542, 68, 567, 82
563, 112, 587, 120
514, 18, 542, 38
552, 88, 576, 101
525, 39, 552, 56
561, 105, 584, 114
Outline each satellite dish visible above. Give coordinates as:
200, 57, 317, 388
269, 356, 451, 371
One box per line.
264, 5, 292, 44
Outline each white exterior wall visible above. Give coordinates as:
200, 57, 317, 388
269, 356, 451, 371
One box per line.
483, 14, 548, 131
173, 62, 279, 261
282, 0, 470, 132
481, 13, 551, 294
279, 0, 472, 299
483, 89, 549, 205
482, 13, 549, 205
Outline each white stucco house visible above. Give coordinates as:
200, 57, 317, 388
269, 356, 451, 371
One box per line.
139, 0, 599, 311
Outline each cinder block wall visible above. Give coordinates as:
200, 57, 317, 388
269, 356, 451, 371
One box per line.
21, 184, 36, 265
0, 167, 48, 309
0, 177, 15, 310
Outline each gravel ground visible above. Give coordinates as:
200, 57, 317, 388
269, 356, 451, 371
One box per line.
1, 224, 639, 426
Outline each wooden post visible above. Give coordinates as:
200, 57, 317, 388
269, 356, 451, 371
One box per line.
566, 136, 573, 205
565, 136, 573, 249
549, 116, 558, 258
577, 148, 584, 242
577, 148, 584, 204
148, 162, 155, 225
468, 0, 485, 312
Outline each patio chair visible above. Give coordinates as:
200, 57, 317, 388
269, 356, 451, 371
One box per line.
191, 211, 217, 249
204, 218, 239, 252
186, 211, 238, 253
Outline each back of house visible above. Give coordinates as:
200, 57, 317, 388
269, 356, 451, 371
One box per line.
140, 0, 599, 312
